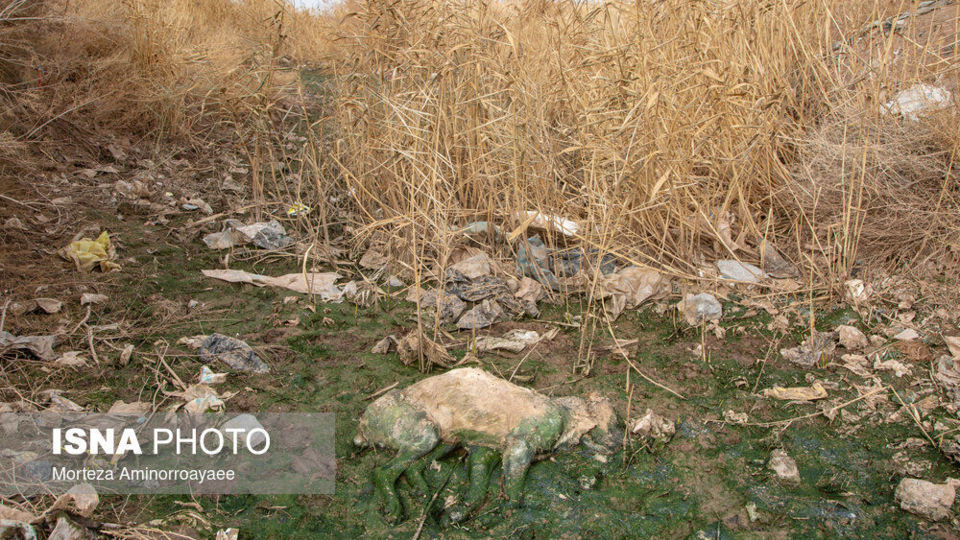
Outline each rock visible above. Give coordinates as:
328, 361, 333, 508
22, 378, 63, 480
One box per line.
837, 325, 869, 350
677, 293, 722, 326
767, 449, 800, 483
716, 260, 766, 283
895, 478, 956, 521
221, 414, 268, 448
200, 334, 268, 373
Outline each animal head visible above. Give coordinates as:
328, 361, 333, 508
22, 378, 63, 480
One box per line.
554, 393, 623, 454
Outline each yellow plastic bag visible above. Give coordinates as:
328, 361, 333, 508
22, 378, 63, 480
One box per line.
63, 231, 120, 272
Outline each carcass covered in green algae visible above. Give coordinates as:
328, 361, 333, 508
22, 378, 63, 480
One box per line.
355, 367, 623, 524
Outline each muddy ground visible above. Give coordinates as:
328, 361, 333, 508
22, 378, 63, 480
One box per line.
3, 164, 960, 539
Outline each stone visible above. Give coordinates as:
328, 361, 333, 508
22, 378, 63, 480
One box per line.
895, 478, 956, 521
767, 449, 800, 483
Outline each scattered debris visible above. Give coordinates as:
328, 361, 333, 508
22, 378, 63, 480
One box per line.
359, 248, 388, 270
169, 384, 234, 415
371, 335, 396, 354
118, 344, 134, 366
599, 267, 670, 320
49, 483, 99, 517
517, 211, 579, 237
415, 289, 467, 324
884, 84, 953, 122
47, 392, 84, 412
181, 196, 213, 214
54, 351, 87, 368
221, 414, 268, 448
396, 329, 455, 369
4, 217, 25, 230
894, 328, 920, 341
631, 409, 676, 443
837, 325, 869, 350
107, 400, 151, 414
48, 515, 93, 540
780, 331, 836, 367
723, 410, 748, 425
716, 260, 766, 283
200, 333, 268, 373
203, 220, 294, 250
448, 253, 492, 280
516, 236, 558, 289
457, 299, 505, 329
216, 528, 240, 540
767, 449, 800, 483
873, 357, 911, 377
79, 293, 108, 306
762, 382, 828, 401
32, 298, 62, 314
677, 293, 722, 326
62, 231, 120, 272
514, 277, 543, 317
235, 220, 294, 250
945, 335, 960, 359
202, 269, 343, 299
474, 328, 554, 353
840, 354, 872, 378
759, 239, 800, 278
287, 202, 311, 217
0, 331, 57, 361
895, 478, 957, 521
199, 365, 227, 385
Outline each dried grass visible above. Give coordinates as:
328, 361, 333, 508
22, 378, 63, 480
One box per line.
319, 0, 960, 282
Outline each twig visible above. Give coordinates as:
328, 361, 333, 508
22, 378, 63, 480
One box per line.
890, 387, 938, 448
364, 381, 398, 400
0, 300, 9, 333
87, 329, 101, 368
748, 385, 887, 427
69, 306, 91, 335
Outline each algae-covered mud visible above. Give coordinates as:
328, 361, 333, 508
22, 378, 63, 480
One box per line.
0, 208, 947, 539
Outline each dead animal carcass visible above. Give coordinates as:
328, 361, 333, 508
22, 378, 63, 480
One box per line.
355, 367, 622, 524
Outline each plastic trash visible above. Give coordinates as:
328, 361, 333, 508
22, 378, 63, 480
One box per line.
677, 293, 722, 325
0, 331, 57, 361
716, 259, 766, 283
884, 83, 953, 122
457, 299, 504, 330
200, 333, 269, 373
62, 231, 120, 272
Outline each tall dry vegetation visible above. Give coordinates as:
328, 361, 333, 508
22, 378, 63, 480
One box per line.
326, 0, 960, 282
0, 0, 329, 145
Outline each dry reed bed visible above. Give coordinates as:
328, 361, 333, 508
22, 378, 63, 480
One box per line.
326, 0, 960, 282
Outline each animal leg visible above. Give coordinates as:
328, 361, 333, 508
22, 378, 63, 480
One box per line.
501, 437, 534, 508
372, 427, 439, 524
445, 446, 500, 524
405, 442, 456, 493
